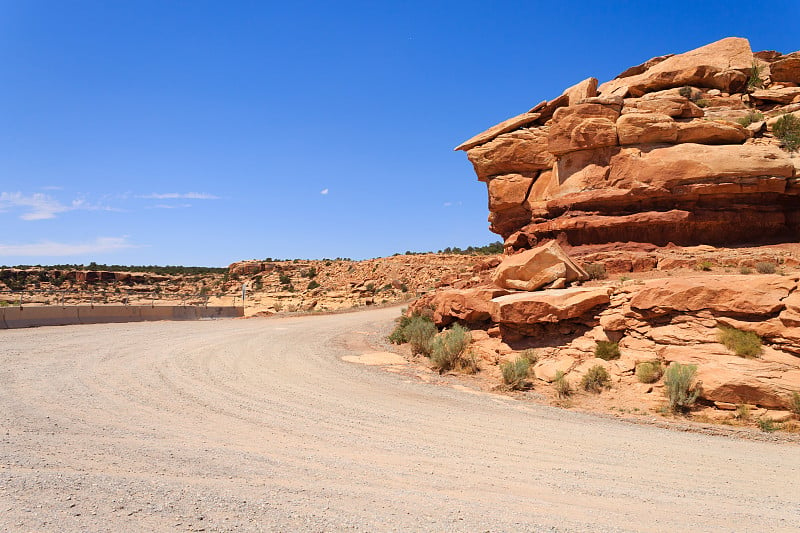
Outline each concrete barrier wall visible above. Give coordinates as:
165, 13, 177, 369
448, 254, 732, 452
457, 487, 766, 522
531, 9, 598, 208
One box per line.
0, 305, 243, 329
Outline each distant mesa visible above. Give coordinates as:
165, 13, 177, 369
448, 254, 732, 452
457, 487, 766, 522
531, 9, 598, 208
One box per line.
456, 37, 800, 251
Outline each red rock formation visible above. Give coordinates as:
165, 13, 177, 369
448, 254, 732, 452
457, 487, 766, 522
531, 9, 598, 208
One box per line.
457, 38, 800, 250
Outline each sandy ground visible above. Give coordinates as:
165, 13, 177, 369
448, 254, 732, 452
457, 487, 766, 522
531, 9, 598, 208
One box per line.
1, 307, 798, 532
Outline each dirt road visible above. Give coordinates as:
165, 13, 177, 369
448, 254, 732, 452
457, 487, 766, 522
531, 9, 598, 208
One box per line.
1, 307, 798, 532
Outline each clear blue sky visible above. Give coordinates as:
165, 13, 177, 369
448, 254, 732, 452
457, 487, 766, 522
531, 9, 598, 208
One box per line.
1, 0, 798, 266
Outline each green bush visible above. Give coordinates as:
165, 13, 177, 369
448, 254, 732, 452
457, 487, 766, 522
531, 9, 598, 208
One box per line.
594, 341, 620, 361
584, 263, 607, 280
406, 317, 437, 356
307, 280, 320, 290
635, 360, 663, 383
734, 403, 751, 420
773, 113, 800, 152
790, 392, 800, 416
664, 363, 701, 413
757, 418, 778, 432
696, 261, 713, 271
739, 266, 753, 275
388, 313, 438, 357
501, 357, 530, 390
736, 110, 765, 127
755, 261, 777, 274
429, 324, 474, 374
279, 273, 291, 285
553, 370, 571, 398
678, 86, 694, 99
581, 365, 611, 393
747, 61, 765, 90
717, 326, 762, 358
520, 348, 538, 364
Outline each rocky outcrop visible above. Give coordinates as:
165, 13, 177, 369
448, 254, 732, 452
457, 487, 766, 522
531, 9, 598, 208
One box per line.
491, 241, 588, 291
457, 38, 800, 250
420, 272, 800, 410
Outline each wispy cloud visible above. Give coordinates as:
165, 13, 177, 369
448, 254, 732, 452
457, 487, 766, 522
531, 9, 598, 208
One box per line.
147, 203, 192, 209
0, 192, 117, 220
320, 188, 329, 195
137, 192, 220, 200
0, 192, 71, 220
0, 236, 138, 257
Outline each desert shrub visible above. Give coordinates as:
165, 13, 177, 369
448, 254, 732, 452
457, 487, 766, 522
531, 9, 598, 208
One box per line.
773, 113, 800, 152
790, 392, 800, 416
757, 418, 778, 432
388, 313, 437, 356
520, 348, 539, 364
717, 326, 762, 358
664, 363, 701, 413
278, 273, 291, 285
501, 357, 530, 390
734, 403, 751, 420
755, 261, 777, 274
739, 266, 753, 275
736, 110, 764, 127
594, 341, 620, 361
405, 317, 437, 356
694, 98, 709, 108
696, 260, 713, 271
584, 263, 607, 280
635, 360, 663, 383
553, 370, 571, 398
678, 86, 693, 99
304, 267, 317, 279
307, 280, 320, 290
429, 324, 473, 373
581, 365, 611, 393
747, 61, 765, 90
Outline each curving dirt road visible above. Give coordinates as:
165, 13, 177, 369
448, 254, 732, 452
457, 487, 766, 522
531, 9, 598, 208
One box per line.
1, 306, 798, 532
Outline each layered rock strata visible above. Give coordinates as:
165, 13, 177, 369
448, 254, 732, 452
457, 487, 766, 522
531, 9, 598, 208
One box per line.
457, 38, 800, 250
412, 273, 800, 410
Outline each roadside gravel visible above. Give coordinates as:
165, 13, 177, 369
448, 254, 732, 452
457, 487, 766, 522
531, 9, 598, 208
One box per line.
1, 307, 798, 532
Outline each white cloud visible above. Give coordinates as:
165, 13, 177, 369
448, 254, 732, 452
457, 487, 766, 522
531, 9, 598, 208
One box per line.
147, 204, 192, 209
0, 192, 115, 220
138, 192, 220, 200
320, 188, 329, 195
443, 201, 452, 207
0, 237, 138, 257
0, 192, 71, 220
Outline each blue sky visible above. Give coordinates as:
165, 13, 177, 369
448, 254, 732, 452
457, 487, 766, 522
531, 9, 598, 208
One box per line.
1, 0, 798, 266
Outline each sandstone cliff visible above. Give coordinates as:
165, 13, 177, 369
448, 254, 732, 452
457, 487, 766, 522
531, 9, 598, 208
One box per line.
457, 37, 800, 250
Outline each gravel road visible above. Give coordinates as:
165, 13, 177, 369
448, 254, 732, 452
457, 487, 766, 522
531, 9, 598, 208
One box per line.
1, 306, 798, 532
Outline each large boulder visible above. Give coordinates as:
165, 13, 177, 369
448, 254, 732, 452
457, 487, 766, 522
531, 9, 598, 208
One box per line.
630, 275, 797, 316
616, 113, 678, 144
598, 37, 753, 97
416, 287, 510, 327
466, 129, 554, 181
769, 53, 800, 84
454, 112, 542, 151
491, 287, 611, 325
661, 345, 800, 409
491, 241, 588, 291
547, 103, 620, 155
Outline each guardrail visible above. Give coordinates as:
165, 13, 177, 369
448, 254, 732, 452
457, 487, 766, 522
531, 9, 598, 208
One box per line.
0, 288, 245, 308
0, 289, 245, 328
